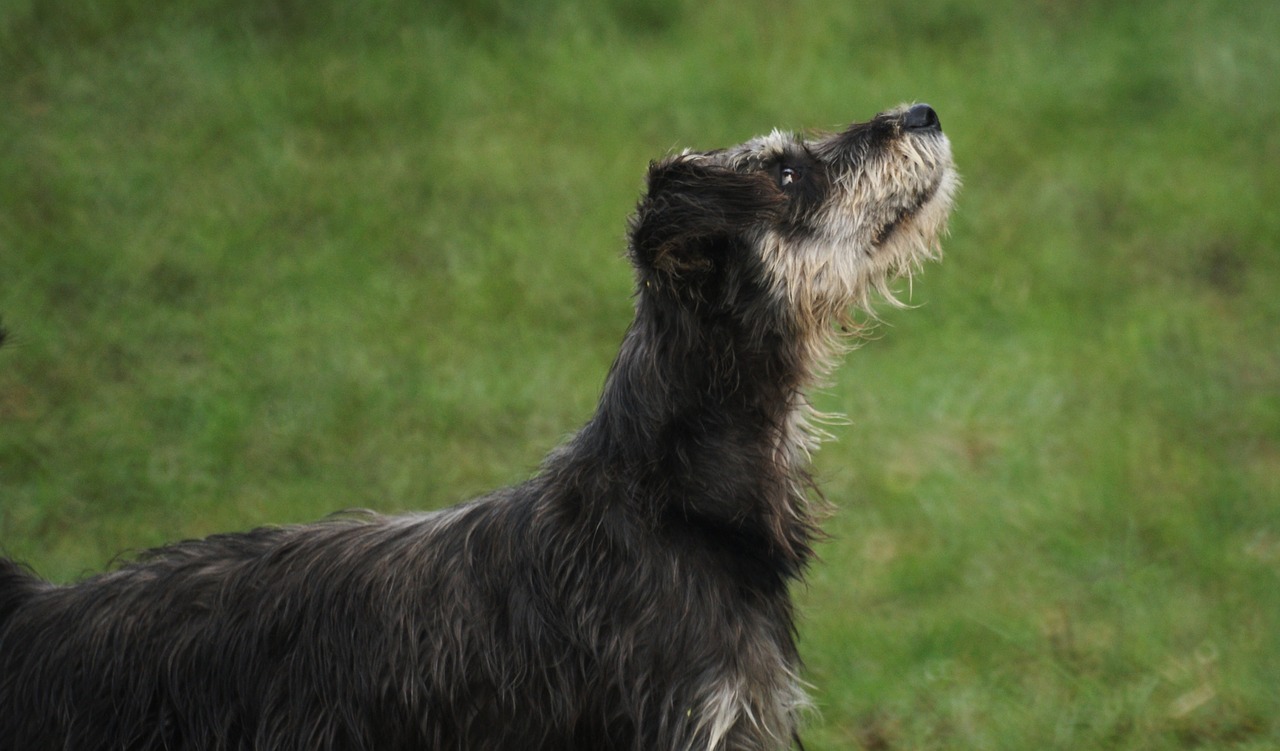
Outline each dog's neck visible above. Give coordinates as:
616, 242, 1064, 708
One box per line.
552, 291, 827, 572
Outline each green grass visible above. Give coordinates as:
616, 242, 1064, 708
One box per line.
2, 0, 1278, 747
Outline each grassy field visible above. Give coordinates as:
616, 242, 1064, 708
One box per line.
2, 0, 1278, 747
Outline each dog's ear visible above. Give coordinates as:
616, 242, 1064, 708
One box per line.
629, 155, 781, 277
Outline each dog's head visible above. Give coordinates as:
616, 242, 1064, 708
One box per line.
629, 105, 958, 327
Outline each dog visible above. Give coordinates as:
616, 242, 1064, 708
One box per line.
0, 104, 956, 750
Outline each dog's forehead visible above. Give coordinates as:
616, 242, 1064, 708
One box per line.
732, 131, 798, 166
686, 129, 805, 169
733, 129, 801, 158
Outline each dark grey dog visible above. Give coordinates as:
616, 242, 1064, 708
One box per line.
0, 104, 956, 750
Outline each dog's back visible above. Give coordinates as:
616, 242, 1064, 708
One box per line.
0, 490, 802, 750
0, 508, 518, 749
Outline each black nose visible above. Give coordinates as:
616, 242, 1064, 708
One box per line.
903, 104, 940, 132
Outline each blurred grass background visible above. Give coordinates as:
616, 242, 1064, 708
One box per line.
1, 0, 1277, 748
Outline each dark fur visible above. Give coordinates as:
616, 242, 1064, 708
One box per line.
0, 107, 955, 750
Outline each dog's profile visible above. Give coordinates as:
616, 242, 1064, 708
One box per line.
0, 104, 956, 750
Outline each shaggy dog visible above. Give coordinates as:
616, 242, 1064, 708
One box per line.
0, 104, 956, 750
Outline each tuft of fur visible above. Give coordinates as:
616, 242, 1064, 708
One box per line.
0, 560, 43, 629
0, 104, 956, 750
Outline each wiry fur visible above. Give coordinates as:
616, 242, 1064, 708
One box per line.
0, 104, 956, 751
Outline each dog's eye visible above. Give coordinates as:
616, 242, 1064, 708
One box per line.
780, 167, 799, 187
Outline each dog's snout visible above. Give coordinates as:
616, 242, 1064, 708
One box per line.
903, 104, 940, 133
